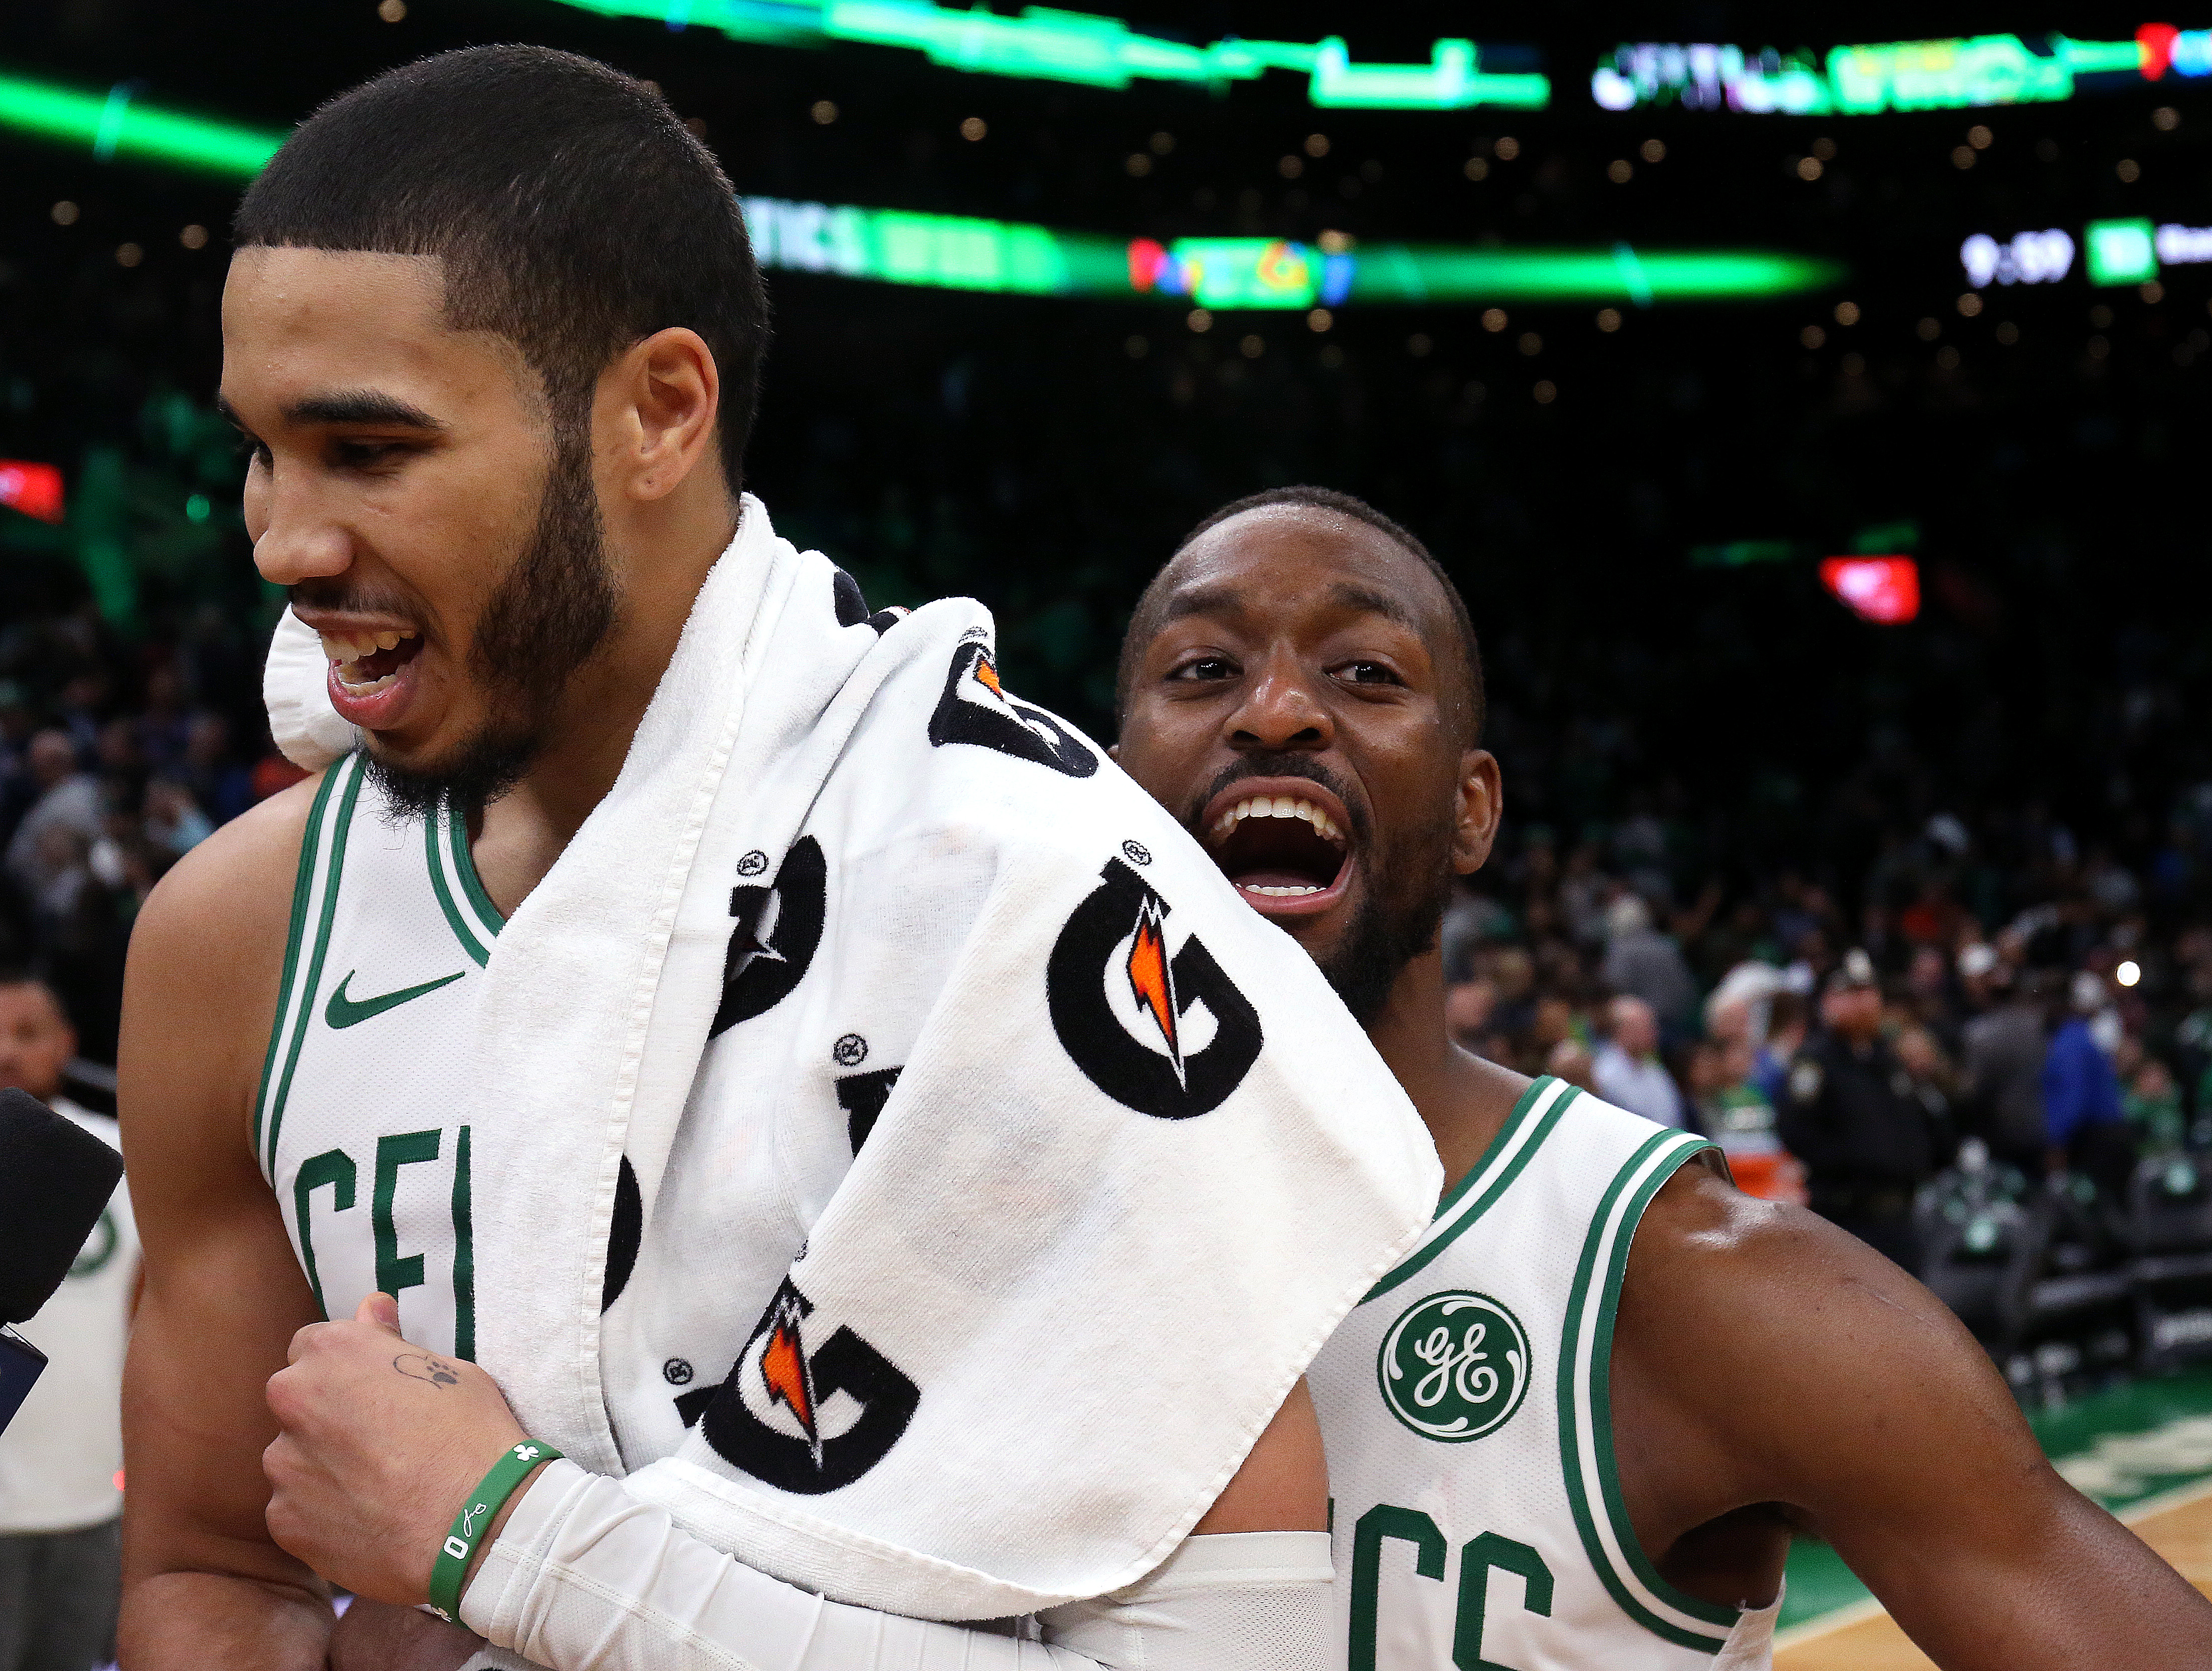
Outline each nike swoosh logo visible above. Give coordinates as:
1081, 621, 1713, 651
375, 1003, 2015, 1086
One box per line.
324, 969, 467, 1030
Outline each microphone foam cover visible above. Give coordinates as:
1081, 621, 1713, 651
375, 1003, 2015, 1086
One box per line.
0, 1088, 125, 1324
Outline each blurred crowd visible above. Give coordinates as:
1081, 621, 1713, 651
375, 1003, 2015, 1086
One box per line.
1442, 793, 2212, 1272
0, 602, 295, 1066
5, 585, 2208, 1228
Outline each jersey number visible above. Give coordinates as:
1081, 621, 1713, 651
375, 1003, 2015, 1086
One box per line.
1350, 1504, 1554, 1671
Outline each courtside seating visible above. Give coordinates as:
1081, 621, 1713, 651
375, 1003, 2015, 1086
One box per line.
1916, 1143, 2038, 1349
2128, 1152, 2212, 1374
1920, 1150, 2139, 1405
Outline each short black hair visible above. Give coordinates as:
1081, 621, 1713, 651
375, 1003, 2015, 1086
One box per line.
0, 968, 63, 1009
1115, 485, 1485, 743
235, 44, 769, 490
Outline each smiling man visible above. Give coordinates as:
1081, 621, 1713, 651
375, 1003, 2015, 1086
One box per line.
1110, 485, 2212, 1671
114, 51, 1438, 1671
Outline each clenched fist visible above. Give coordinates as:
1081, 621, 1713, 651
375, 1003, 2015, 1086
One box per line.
263, 1293, 539, 1610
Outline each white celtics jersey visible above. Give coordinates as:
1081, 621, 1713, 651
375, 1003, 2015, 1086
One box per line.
1311, 1076, 1780, 1671
256, 753, 500, 1355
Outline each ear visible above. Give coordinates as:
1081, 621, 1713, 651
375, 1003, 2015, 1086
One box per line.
601, 327, 722, 504
1451, 749, 1503, 876
1107, 742, 1121, 761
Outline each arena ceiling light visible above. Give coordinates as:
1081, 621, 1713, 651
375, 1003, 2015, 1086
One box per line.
0, 460, 64, 524
1820, 557, 1921, 624
547, 1, 1551, 108
0, 70, 281, 177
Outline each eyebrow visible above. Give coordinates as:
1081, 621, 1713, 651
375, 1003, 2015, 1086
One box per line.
1159, 582, 1247, 625
213, 389, 443, 432
1159, 578, 1420, 631
286, 389, 444, 430
1326, 581, 1419, 629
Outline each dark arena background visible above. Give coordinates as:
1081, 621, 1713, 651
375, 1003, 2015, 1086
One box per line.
6, 5, 2212, 1660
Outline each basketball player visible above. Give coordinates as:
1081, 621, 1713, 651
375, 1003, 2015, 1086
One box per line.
115, 51, 1433, 1671
1108, 486, 2212, 1669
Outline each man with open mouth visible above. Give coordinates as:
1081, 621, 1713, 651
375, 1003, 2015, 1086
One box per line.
114, 48, 1439, 1671
1109, 484, 2212, 1671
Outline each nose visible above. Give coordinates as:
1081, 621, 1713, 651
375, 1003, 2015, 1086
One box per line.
246, 465, 353, 588
1225, 649, 1334, 753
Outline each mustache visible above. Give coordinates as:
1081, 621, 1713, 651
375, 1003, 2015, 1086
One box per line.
1184, 753, 1371, 846
289, 578, 420, 623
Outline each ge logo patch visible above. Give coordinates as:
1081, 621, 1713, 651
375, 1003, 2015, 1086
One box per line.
927, 641, 1097, 777
1377, 1291, 1531, 1443
832, 1033, 868, 1066
736, 850, 768, 877
1046, 857, 1261, 1120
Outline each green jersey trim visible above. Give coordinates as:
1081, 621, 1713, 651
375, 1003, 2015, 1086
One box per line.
425, 799, 505, 966
1559, 1126, 1736, 1651
255, 754, 365, 1178
1366, 1076, 1573, 1303
253, 762, 335, 1165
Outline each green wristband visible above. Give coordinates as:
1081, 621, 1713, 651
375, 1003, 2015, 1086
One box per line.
427, 1439, 562, 1624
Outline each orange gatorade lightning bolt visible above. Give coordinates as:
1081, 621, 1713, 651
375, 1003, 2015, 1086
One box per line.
761, 1314, 817, 1449
1127, 897, 1181, 1076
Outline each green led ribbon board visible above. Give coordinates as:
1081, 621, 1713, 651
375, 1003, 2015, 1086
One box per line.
1593, 25, 2193, 114
0, 71, 281, 176
743, 196, 1843, 307
552, 2, 1549, 108
0, 67, 1838, 309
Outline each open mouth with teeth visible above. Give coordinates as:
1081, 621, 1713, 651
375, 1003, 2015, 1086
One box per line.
1204, 787, 1352, 909
319, 628, 423, 697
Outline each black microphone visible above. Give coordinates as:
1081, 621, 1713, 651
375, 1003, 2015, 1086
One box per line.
1, 1087, 126, 1433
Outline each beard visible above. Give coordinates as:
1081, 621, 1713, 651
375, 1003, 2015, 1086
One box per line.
359, 424, 619, 821
1316, 811, 1457, 1028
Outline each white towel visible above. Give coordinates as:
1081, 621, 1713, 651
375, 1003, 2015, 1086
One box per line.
264, 496, 1440, 1619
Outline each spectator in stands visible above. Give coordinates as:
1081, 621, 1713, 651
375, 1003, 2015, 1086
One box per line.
1689, 1028, 1803, 1202
1545, 1035, 1597, 1094
1443, 975, 1496, 1053
4, 733, 99, 897
0, 684, 35, 848
179, 714, 252, 827
2126, 1056, 2186, 1151
140, 778, 211, 858
1703, 959, 1781, 1056
1751, 988, 1808, 1108
0, 974, 136, 1671
1599, 892, 1698, 1036
1893, 1025, 1957, 1154
1779, 949, 1943, 1269
2046, 969, 2131, 1191
1961, 958, 2051, 1173
1592, 993, 1685, 1126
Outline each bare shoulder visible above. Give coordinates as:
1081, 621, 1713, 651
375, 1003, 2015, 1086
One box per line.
1626, 1164, 1969, 1350
1616, 1163, 2038, 1514
122, 773, 324, 1175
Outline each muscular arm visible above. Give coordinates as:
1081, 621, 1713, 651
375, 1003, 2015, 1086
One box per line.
1612, 1167, 2212, 1668
118, 779, 339, 1670
273, 1294, 1329, 1671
